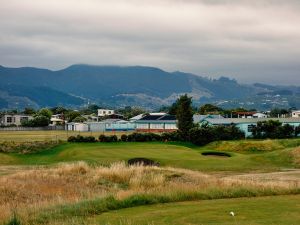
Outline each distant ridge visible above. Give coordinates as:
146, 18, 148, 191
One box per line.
0, 64, 299, 110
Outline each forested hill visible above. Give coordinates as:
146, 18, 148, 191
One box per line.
0, 64, 299, 109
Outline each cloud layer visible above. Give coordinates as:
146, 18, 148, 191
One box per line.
1, 0, 300, 84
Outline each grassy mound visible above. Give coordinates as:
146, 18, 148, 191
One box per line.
207, 139, 300, 153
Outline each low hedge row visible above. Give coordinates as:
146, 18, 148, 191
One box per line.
67, 132, 179, 143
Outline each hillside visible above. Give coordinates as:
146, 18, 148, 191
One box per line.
0, 64, 299, 109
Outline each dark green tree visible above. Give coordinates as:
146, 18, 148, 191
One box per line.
198, 104, 222, 114
23, 107, 36, 115
176, 94, 194, 140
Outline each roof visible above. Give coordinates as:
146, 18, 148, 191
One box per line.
193, 114, 224, 123
130, 113, 167, 121
101, 119, 129, 123
235, 112, 256, 115
203, 117, 300, 125
135, 114, 176, 123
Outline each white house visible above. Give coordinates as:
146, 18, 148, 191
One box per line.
292, 110, 300, 118
66, 122, 89, 132
0, 114, 33, 126
50, 114, 65, 126
253, 113, 267, 118
98, 109, 115, 117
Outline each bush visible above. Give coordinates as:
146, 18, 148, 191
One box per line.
67, 136, 77, 142
67, 135, 96, 143
161, 132, 180, 141
120, 134, 128, 142
189, 125, 245, 146
98, 135, 118, 142
98, 134, 107, 142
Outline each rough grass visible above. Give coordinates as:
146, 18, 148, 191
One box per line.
1, 162, 299, 225
0, 141, 62, 154
207, 138, 300, 153
290, 147, 300, 166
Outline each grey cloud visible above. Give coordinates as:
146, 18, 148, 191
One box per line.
0, 0, 300, 85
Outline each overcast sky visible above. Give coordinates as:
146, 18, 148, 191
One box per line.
0, 0, 300, 85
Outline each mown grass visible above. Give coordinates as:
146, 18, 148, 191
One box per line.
0, 141, 299, 171
91, 195, 300, 225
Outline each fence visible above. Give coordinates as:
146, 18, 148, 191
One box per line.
0, 126, 65, 131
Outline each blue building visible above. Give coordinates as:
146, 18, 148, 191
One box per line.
200, 117, 300, 137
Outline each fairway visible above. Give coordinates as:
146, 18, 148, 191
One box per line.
0, 142, 297, 172
92, 195, 300, 225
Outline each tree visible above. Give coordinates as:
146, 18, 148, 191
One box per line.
37, 108, 52, 119
270, 108, 289, 118
23, 108, 36, 115
73, 116, 87, 123
65, 111, 81, 122
198, 104, 222, 115
176, 94, 194, 140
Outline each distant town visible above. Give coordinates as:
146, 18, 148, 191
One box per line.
1, 101, 300, 138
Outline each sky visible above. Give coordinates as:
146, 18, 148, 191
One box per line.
0, 0, 300, 85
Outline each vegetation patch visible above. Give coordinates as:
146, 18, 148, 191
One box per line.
201, 151, 231, 157
0, 141, 62, 154
290, 147, 300, 166
208, 139, 286, 152
1, 162, 299, 224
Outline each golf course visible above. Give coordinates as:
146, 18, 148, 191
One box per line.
0, 133, 300, 224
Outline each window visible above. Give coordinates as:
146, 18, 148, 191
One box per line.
6, 117, 12, 123
248, 124, 256, 132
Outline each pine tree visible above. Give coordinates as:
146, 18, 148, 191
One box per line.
176, 94, 193, 140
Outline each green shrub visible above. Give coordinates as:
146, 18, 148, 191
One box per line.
67, 135, 96, 143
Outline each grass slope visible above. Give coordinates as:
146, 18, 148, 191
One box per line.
93, 195, 300, 225
0, 142, 297, 172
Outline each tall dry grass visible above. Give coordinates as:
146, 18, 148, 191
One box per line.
0, 162, 299, 224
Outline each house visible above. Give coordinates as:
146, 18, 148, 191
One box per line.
134, 113, 177, 132
98, 109, 115, 117
103, 119, 135, 131
235, 111, 256, 118
66, 122, 89, 132
83, 114, 99, 122
292, 110, 300, 118
50, 114, 65, 126
201, 117, 300, 137
66, 119, 135, 132
253, 113, 267, 118
0, 114, 33, 126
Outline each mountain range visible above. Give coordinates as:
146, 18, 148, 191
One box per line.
0, 64, 299, 110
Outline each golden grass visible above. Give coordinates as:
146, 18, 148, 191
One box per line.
209, 139, 284, 152
291, 147, 300, 165
0, 162, 299, 224
0, 131, 133, 142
